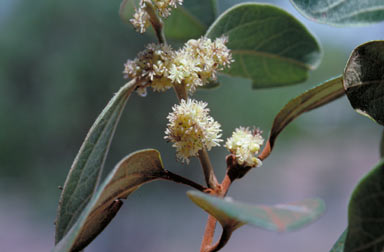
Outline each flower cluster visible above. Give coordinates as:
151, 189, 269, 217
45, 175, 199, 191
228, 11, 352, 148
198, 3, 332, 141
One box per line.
123, 37, 232, 95
225, 127, 264, 167
169, 36, 233, 93
153, 0, 183, 18
123, 43, 175, 94
130, 0, 183, 33
130, 8, 150, 34
164, 99, 222, 163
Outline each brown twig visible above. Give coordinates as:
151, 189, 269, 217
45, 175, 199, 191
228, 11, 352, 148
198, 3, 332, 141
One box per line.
200, 154, 256, 252
199, 179, 230, 252
161, 170, 207, 192
173, 83, 188, 101
200, 214, 218, 252
206, 226, 233, 252
258, 140, 271, 161
143, 0, 167, 45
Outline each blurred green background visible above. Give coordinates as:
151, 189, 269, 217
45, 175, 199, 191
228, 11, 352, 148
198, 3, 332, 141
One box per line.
0, 0, 383, 251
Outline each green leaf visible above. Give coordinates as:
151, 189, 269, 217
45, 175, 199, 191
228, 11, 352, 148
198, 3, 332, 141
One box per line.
345, 159, 384, 251
198, 80, 220, 90
119, 0, 216, 40
187, 191, 325, 232
53, 149, 167, 252
380, 129, 384, 158
290, 0, 384, 26
55, 80, 137, 243
119, 0, 138, 24
259, 76, 344, 160
330, 229, 347, 252
343, 41, 384, 126
206, 3, 322, 88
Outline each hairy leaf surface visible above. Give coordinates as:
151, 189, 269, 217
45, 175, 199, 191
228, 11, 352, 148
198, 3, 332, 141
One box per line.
54, 149, 166, 252
291, 0, 384, 26
55, 80, 137, 243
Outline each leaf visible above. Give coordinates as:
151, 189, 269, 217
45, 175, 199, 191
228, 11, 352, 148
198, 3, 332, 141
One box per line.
259, 76, 345, 160
290, 0, 384, 26
380, 129, 384, 158
205, 3, 322, 88
330, 229, 347, 252
187, 191, 325, 232
198, 80, 220, 90
53, 149, 167, 252
345, 159, 384, 251
119, 0, 138, 24
343, 41, 384, 126
119, 0, 216, 40
55, 80, 137, 243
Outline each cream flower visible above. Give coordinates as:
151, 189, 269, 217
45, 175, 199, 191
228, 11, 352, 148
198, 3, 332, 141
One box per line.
165, 99, 222, 163
130, 8, 150, 33
169, 36, 233, 93
152, 0, 183, 18
123, 36, 232, 96
225, 127, 264, 167
123, 43, 175, 94
130, 0, 183, 33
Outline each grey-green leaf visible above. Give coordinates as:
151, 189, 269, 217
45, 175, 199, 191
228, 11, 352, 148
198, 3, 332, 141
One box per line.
119, 0, 216, 40
290, 0, 384, 26
187, 191, 325, 232
206, 3, 322, 88
53, 149, 167, 252
345, 159, 384, 251
343, 41, 384, 126
330, 229, 346, 252
259, 76, 345, 160
55, 80, 137, 243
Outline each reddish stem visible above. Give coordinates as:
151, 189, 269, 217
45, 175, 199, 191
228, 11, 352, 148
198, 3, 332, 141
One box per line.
199, 154, 255, 252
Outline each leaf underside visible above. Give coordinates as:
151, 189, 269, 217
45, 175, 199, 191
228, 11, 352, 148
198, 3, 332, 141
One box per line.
55, 80, 137, 243
187, 191, 325, 232
53, 149, 166, 252
259, 76, 344, 160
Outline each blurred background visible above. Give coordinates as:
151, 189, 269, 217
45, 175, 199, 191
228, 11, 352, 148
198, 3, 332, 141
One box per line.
0, 0, 383, 251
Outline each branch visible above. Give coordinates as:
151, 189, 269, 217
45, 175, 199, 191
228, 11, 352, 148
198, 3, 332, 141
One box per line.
161, 170, 207, 192
206, 226, 233, 252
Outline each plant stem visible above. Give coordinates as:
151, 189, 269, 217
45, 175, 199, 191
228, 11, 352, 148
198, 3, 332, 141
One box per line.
206, 226, 233, 252
173, 83, 188, 101
171, 83, 218, 191
258, 140, 271, 161
200, 215, 217, 252
200, 155, 252, 252
162, 170, 207, 192
198, 149, 219, 189
143, 0, 167, 45
199, 174, 232, 252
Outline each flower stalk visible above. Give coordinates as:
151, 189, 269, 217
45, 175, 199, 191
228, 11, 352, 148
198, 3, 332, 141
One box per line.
143, 1, 167, 44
